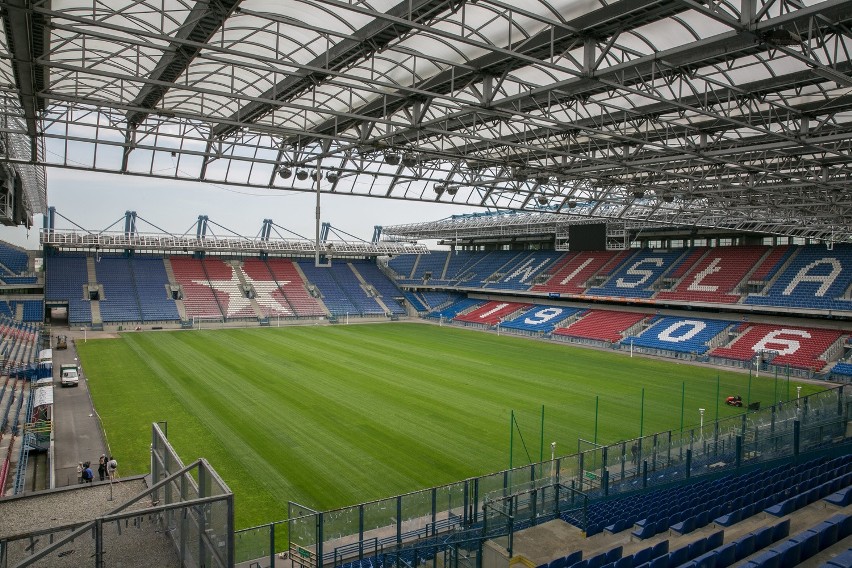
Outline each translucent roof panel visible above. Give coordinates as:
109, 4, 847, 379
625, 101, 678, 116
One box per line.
0, 0, 848, 240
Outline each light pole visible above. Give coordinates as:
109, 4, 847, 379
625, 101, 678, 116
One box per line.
699, 408, 705, 440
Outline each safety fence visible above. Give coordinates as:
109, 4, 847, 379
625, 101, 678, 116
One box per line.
236, 385, 848, 568
0, 423, 234, 568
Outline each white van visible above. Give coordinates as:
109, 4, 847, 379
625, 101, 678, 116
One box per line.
60, 364, 79, 387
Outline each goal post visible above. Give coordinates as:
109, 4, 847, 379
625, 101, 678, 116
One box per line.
193, 315, 225, 330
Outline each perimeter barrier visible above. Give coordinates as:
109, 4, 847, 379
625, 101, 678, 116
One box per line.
237, 385, 849, 568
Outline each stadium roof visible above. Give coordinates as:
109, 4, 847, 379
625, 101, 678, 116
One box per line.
1, 0, 851, 241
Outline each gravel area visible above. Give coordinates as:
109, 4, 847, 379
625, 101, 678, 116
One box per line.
0, 477, 185, 567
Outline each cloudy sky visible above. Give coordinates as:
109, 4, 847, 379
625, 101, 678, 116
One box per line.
1, 167, 473, 250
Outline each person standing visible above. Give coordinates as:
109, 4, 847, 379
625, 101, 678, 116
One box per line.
97, 455, 106, 481
108, 456, 118, 481
76, 462, 83, 484
82, 462, 94, 484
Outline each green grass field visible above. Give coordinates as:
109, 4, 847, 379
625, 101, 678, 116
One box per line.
76, 322, 820, 529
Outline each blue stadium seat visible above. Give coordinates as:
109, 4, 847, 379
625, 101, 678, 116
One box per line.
632, 547, 652, 566
735, 535, 756, 561
691, 550, 717, 568
651, 541, 669, 560
668, 546, 689, 567
603, 546, 622, 565
706, 531, 724, 551
769, 540, 800, 568
745, 550, 779, 568
753, 526, 774, 550
789, 530, 820, 562
715, 509, 741, 527
688, 538, 707, 560
714, 543, 736, 568
824, 486, 852, 506
772, 519, 791, 542
823, 548, 852, 568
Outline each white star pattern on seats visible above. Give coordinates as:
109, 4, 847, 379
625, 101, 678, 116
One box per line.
194, 273, 292, 316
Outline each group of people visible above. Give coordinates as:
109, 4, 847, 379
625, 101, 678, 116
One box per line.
77, 454, 118, 484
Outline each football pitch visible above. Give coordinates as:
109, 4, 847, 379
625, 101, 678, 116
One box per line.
76, 322, 819, 529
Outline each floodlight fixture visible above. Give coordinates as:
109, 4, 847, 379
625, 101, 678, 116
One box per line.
310, 170, 322, 182
384, 152, 401, 166
402, 152, 418, 168
632, 189, 645, 198
326, 171, 339, 183
278, 167, 292, 179
433, 183, 445, 194
446, 186, 458, 196
296, 169, 309, 181
535, 175, 550, 185
567, 200, 577, 208
537, 195, 548, 205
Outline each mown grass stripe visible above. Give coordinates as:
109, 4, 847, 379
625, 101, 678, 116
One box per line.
79, 323, 817, 528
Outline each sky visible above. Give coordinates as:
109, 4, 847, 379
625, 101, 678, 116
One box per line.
0, 167, 473, 250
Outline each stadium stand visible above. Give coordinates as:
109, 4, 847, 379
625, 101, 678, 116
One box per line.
442, 250, 479, 282
401, 291, 428, 312
587, 249, 686, 299
19, 301, 42, 323
131, 256, 180, 322
350, 261, 406, 315
298, 261, 386, 316
262, 259, 325, 317
562, 454, 850, 539
596, 249, 636, 276
95, 256, 143, 322
552, 310, 647, 343
1, 277, 36, 285
454, 300, 530, 326
499, 304, 583, 334
203, 258, 257, 319
401, 251, 452, 284
453, 250, 528, 288
830, 361, 852, 380
44, 255, 92, 324
169, 256, 226, 320
656, 246, 768, 303
426, 297, 483, 320
420, 291, 461, 310
386, 254, 418, 281
0, 243, 28, 275
330, 263, 387, 315
710, 323, 847, 371
625, 317, 734, 355
240, 258, 296, 317
746, 244, 852, 311
530, 251, 620, 295
485, 251, 564, 291
665, 247, 706, 280
750, 245, 793, 282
